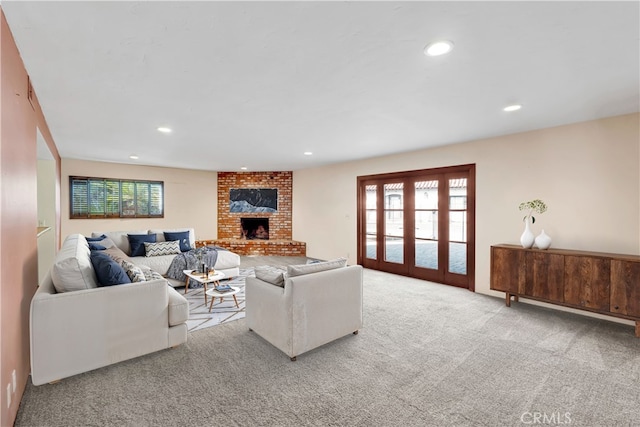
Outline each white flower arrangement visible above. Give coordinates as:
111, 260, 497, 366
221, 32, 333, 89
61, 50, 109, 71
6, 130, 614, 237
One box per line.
519, 199, 547, 224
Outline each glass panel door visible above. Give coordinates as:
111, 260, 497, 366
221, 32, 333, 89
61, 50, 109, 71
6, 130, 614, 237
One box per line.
384, 183, 403, 264
448, 178, 467, 275
414, 180, 438, 270
358, 164, 474, 290
365, 185, 377, 260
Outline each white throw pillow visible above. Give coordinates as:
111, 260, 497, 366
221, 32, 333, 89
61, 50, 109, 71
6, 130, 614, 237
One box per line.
286, 257, 347, 277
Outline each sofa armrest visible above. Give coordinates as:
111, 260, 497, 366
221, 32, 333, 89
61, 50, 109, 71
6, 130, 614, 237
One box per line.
30, 279, 171, 385
167, 286, 189, 326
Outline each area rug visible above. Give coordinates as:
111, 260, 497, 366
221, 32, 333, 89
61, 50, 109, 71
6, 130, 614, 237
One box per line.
184, 267, 254, 332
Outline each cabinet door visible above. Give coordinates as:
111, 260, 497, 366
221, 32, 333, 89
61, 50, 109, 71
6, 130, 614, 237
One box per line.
524, 252, 564, 301
610, 260, 640, 317
490, 246, 524, 294
564, 256, 610, 310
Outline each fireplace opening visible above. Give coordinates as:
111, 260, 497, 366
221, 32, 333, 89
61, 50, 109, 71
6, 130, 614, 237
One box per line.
240, 218, 269, 240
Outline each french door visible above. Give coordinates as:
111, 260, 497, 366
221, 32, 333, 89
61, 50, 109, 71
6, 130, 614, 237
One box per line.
357, 164, 475, 290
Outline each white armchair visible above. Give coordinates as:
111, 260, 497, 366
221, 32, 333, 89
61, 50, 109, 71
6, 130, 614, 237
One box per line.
246, 264, 363, 360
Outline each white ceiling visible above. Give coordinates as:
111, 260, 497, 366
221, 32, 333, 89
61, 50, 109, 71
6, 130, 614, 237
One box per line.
3, 1, 639, 172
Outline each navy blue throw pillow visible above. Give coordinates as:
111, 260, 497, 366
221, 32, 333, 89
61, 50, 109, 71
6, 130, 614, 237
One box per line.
89, 242, 106, 251
128, 234, 156, 257
164, 231, 192, 252
86, 234, 107, 242
90, 252, 131, 287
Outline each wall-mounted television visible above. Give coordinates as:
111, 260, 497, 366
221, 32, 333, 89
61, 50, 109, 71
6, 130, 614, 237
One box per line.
230, 188, 277, 213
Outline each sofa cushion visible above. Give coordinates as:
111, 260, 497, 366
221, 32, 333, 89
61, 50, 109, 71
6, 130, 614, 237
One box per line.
92, 230, 147, 255
90, 252, 131, 287
144, 241, 181, 257
121, 260, 146, 283
86, 234, 107, 242
133, 255, 176, 276
255, 265, 287, 287
163, 231, 192, 252
214, 249, 241, 270
286, 257, 347, 277
128, 234, 156, 257
51, 234, 99, 293
88, 242, 106, 251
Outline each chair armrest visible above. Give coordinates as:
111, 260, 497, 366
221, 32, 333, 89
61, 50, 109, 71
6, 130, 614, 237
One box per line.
287, 265, 363, 356
245, 277, 292, 353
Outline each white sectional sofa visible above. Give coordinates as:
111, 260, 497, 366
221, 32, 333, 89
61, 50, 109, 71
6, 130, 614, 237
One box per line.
91, 228, 240, 286
30, 233, 190, 385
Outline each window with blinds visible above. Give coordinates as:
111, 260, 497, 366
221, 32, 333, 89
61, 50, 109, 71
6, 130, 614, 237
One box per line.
70, 176, 164, 219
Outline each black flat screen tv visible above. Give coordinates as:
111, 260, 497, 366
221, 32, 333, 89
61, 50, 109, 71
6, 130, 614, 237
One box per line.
229, 188, 277, 213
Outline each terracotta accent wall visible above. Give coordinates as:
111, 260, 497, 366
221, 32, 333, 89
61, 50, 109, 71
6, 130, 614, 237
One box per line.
0, 10, 61, 427
217, 171, 293, 240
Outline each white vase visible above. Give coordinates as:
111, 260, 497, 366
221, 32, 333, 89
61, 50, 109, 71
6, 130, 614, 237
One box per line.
520, 217, 535, 248
535, 229, 552, 250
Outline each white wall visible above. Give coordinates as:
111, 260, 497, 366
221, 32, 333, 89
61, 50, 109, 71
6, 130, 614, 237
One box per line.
293, 113, 640, 298
61, 159, 218, 240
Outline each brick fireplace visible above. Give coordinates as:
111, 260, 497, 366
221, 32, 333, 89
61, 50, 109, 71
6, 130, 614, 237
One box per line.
196, 171, 306, 256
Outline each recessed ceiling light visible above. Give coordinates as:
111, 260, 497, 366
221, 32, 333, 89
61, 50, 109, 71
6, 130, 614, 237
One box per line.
424, 40, 454, 56
240, 166, 248, 170
157, 127, 172, 133
129, 155, 139, 160
503, 104, 522, 112
304, 152, 313, 156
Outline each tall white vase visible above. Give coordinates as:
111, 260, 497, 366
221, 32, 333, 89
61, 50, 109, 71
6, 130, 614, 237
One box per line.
535, 229, 552, 250
520, 217, 535, 248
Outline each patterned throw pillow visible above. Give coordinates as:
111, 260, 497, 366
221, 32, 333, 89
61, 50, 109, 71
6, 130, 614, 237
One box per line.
121, 260, 146, 283
140, 266, 165, 281
144, 241, 181, 257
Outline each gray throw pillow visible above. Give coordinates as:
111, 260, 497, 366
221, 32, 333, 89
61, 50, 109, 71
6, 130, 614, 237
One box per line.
286, 257, 347, 277
255, 265, 287, 287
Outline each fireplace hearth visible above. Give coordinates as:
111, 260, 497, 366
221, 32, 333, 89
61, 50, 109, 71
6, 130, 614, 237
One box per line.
240, 218, 269, 240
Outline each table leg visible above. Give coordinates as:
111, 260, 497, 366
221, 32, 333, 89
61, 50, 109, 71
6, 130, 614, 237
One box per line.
184, 277, 189, 294
203, 282, 208, 305
208, 296, 216, 313
232, 294, 239, 308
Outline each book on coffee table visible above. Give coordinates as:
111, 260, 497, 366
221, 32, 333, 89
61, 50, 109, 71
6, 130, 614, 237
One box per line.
215, 284, 233, 293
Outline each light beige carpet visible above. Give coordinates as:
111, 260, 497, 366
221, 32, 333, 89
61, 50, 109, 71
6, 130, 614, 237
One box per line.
15, 261, 640, 426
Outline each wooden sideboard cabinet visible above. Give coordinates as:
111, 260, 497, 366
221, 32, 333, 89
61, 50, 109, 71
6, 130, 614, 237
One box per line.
490, 244, 640, 337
